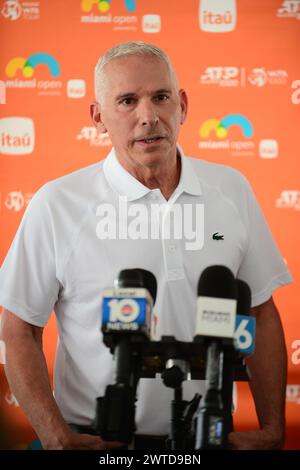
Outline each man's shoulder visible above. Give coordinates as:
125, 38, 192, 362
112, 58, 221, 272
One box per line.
185, 156, 255, 212
186, 155, 251, 194
187, 155, 247, 184
45, 160, 105, 191
33, 160, 106, 205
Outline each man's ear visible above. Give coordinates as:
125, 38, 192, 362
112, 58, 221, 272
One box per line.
178, 89, 188, 125
90, 101, 107, 133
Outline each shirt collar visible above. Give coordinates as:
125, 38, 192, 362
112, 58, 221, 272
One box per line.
103, 145, 202, 202
176, 144, 203, 197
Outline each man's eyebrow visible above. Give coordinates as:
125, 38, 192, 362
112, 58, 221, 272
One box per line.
114, 89, 172, 102
154, 88, 172, 95
115, 92, 137, 102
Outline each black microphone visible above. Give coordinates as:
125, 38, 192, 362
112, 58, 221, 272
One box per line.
236, 279, 251, 316
102, 268, 157, 350
221, 279, 252, 437
95, 268, 157, 442
194, 265, 238, 449
117, 268, 157, 303
111, 269, 156, 384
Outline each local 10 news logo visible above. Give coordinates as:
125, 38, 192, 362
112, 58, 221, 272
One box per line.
101, 288, 152, 336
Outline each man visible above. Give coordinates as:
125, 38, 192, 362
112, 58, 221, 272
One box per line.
0, 42, 292, 450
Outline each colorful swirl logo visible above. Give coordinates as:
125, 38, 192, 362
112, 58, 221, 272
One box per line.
199, 114, 253, 139
5, 53, 60, 78
81, 0, 136, 13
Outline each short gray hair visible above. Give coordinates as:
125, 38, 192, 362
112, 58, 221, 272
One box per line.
94, 41, 179, 105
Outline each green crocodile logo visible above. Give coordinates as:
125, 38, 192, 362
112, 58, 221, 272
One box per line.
212, 232, 224, 240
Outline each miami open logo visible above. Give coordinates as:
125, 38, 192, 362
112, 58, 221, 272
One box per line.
198, 114, 255, 156
80, 0, 138, 29
199, 114, 253, 139
4, 53, 62, 95
5, 53, 60, 78
81, 0, 136, 13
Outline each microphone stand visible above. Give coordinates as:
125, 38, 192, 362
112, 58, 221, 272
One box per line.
95, 337, 247, 448
221, 348, 235, 435
94, 336, 141, 443
162, 358, 201, 450
195, 339, 235, 449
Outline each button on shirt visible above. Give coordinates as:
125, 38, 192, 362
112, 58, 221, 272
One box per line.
0, 147, 292, 434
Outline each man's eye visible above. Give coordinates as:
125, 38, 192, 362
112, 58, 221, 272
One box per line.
120, 98, 135, 105
155, 94, 169, 101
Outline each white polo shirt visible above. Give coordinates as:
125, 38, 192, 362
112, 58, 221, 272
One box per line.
0, 147, 292, 435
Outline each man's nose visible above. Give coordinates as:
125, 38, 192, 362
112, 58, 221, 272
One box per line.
138, 100, 159, 127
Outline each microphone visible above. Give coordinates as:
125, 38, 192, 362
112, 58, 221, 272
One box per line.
221, 279, 252, 436
237, 279, 251, 314
101, 268, 157, 349
95, 268, 157, 442
195, 265, 237, 341
194, 265, 238, 449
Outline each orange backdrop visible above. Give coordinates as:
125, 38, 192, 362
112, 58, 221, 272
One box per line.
0, 0, 299, 449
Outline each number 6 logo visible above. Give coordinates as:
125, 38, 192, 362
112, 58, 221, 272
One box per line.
234, 316, 256, 353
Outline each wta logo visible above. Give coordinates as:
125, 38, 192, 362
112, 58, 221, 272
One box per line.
5, 53, 60, 78
81, 0, 136, 13
199, 114, 253, 139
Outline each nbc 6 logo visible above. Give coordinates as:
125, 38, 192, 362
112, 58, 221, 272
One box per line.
234, 316, 255, 353
108, 298, 139, 323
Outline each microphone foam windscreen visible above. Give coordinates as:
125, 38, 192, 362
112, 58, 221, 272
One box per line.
117, 268, 157, 304
236, 279, 251, 315
197, 265, 237, 299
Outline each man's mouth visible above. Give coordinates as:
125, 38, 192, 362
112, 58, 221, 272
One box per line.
135, 136, 164, 144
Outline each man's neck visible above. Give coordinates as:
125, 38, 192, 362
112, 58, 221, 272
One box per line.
118, 151, 181, 201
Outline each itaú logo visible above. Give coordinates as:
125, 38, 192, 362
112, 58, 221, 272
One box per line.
199, 0, 237, 33
0, 117, 35, 155
199, 114, 253, 139
81, 0, 136, 13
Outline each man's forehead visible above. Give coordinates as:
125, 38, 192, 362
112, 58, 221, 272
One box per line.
105, 55, 170, 79
107, 53, 166, 68
105, 57, 172, 90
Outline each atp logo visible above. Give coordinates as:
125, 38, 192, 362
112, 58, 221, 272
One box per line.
199, 114, 253, 139
276, 190, 300, 211
5, 53, 60, 78
81, 0, 136, 13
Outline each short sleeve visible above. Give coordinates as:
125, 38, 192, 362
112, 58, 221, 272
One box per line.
0, 186, 61, 326
237, 179, 293, 307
